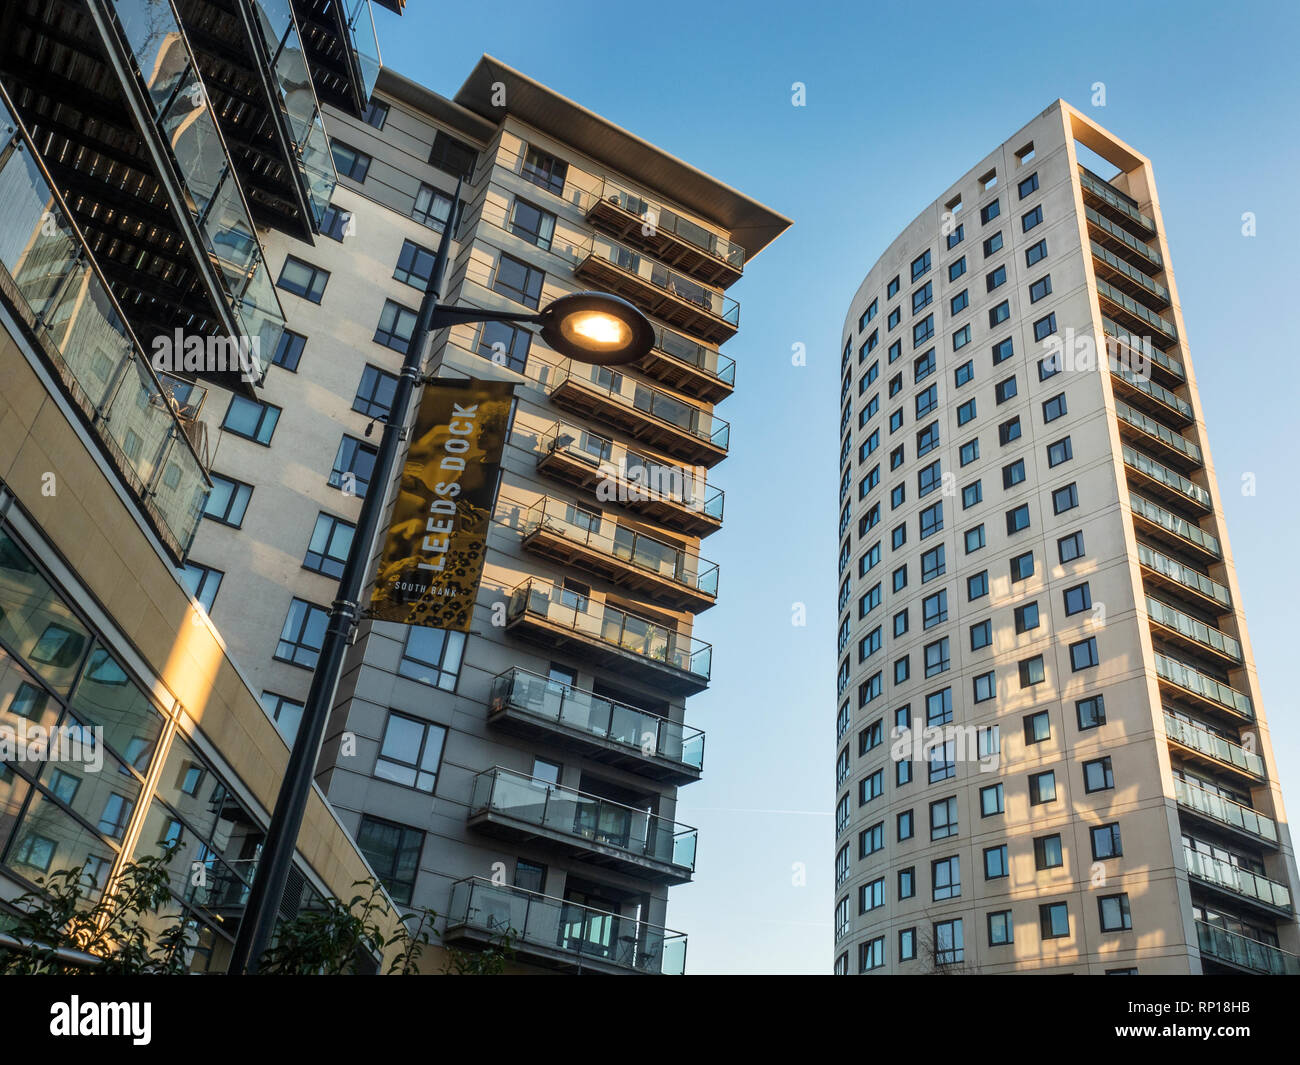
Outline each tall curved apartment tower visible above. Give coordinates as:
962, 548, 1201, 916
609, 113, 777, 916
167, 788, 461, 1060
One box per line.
833, 100, 1299, 975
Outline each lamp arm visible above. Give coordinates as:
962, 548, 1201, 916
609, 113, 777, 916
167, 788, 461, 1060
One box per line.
428, 305, 544, 329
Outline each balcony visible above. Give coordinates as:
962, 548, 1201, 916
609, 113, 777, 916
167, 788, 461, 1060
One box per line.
505, 577, 711, 695
467, 767, 697, 884
1156, 653, 1253, 721
489, 668, 704, 785
1176, 779, 1277, 846
1108, 357, 1193, 426
1103, 317, 1185, 387
1196, 919, 1300, 975
1090, 241, 1171, 308
1115, 401, 1201, 470
579, 177, 745, 287
535, 422, 725, 537
175, 0, 339, 236
1078, 166, 1157, 236
0, 5, 286, 394
1184, 847, 1290, 913
1085, 206, 1162, 273
519, 498, 718, 614
290, 0, 381, 117
1096, 278, 1177, 343
1164, 713, 1264, 783
638, 326, 735, 403
444, 877, 687, 974
545, 360, 729, 468
0, 94, 210, 561
1137, 543, 1231, 613
573, 234, 739, 345
1122, 446, 1211, 512
1146, 596, 1241, 665
1129, 494, 1220, 562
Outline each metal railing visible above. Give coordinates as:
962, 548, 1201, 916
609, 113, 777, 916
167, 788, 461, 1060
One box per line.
0, 89, 211, 558
577, 233, 739, 327
469, 766, 698, 872
1091, 240, 1169, 302
1195, 919, 1300, 975
1147, 596, 1241, 661
1129, 494, 1219, 557
491, 668, 704, 771
1137, 543, 1231, 608
1184, 846, 1290, 909
1109, 356, 1194, 421
1176, 779, 1276, 843
1156, 653, 1253, 719
548, 360, 730, 450
1078, 166, 1156, 232
1123, 446, 1210, 508
1163, 713, 1263, 778
446, 876, 687, 974
1097, 278, 1177, 340
1086, 206, 1162, 268
507, 576, 712, 681
1103, 317, 1185, 380
1115, 401, 1201, 464
521, 497, 718, 597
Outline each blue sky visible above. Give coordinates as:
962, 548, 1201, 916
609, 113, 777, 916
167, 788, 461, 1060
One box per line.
374, 0, 1300, 973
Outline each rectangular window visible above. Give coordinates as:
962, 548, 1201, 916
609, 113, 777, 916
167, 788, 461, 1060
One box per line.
412, 183, 454, 231
991, 337, 1014, 365
375, 712, 447, 793
1029, 275, 1053, 303
999, 416, 1022, 446
277, 256, 329, 302
180, 562, 222, 612
1063, 582, 1092, 616
984, 844, 1008, 879
957, 398, 977, 425
304, 513, 355, 579
988, 301, 1010, 327
969, 619, 992, 650
950, 289, 969, 315
510, 198, 557, 250
1034, 834, 1064, 870
1022, 205, 1044, 232
398, 626, 466, 691
375, 299, 418, 352
934, 918, 964, 965
986, 265, 1007, 292
328, 435, 378, 498
493, 253, 545, 309
521, 145, 568, 194
930, 796, 958, 840
394, 240, 437, 289
331, 140, 371, 181
1076, 694, 1106, 730
204, 473, 252, 527
983, 232, 1003, 257
1099, 894, 1132, 932
932, 856, 961, 901
949, 256, 967, 281
362, 99, 389, 129
1018, 172, 1039, 198
1024, 709, 1051, 744
429, 131, 477, 180
1083, 756, 1114, 793
1052, 483, 1079, 514
952, 324, 971, 350
1091, 822, 1122, 859
1040, 902, 1070, 940
988, 910, 1014, 946
995, 376, 1017, 404
355, 815, 424, 905
980, 199, 1001, 225
353, 364, 399, 419
1047, 437, 1073, 467
911, 250, 931, 281
275, 598, 329, 668
271, 329, 306, 371
1034, 313, 1059, 342
1026, 238, 1048, 266
967, 570, 989, 600
912, 281, 933, 314
319, 203, 351, 242
1011, 551, 1035, 581
1029, 770, 1057, 805
981, 782, 1004, 816
222, 395, 280, 445
1070, 636, 1100, 672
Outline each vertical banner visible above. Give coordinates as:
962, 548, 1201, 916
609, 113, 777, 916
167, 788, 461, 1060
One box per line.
370, 379, 515, 631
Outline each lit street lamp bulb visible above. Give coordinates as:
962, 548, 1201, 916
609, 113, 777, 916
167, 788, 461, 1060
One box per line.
567, 311, 630, 349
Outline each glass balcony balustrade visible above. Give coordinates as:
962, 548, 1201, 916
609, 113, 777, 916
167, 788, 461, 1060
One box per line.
1163, 713, 1263, 779
1096, 278, 1177, 341
1137, 543, 1231, 609
1122, 445, 1211, 509
1078, 166, 1157, 233
1195, 919, 1300, 975
490, 667, 704, 776
445, 877, 687, 974
1183, 845, 1290, 909
1115, 401, 1201, 467
0, 91, 210, 558
468, 766, 698, 876
1176, 779, 1276, 843
1102, 317, 1185, 382
1146, 596, 1241, 662
1086, 206, 1162, 270
1129, 494, 1219, 558
1155, 653, 1252, 720
1109, 356, 1194, 423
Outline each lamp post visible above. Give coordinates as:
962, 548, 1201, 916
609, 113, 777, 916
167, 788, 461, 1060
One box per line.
227, 182, 654, 974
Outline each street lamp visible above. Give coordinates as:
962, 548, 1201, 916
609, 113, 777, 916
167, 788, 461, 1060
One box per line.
227, 182, 653, 974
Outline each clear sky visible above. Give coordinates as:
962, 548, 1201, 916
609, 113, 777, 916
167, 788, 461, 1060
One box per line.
373, 0, 1300, 973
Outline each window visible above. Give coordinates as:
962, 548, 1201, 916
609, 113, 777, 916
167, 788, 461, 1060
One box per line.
329, 435, 377, 498
912, 281, 933, 314
954, 360, 974, 387
222, 395, 280, 445
1018, 172, 1039, 198
353, 364, 398, 419
932, 856, 960, 900
957, 398, 977, 425
952, 324, 971, 350
980, 199, 1000, 225
319, 203, 350, 242
275, 598, 328, 668
277, 256, 329, 302
911, 250, 931, 281
973, 671, 995, 703
355, 816, 423, 905
991, 337, 1014, 365
1006, 504, 1030, 535
1031, 834, 1064, 873
967, 570, 989, 600
893, 610, 908, 638
858, 299, 878, 330
1063, 582, 1091, 616
898, 867, 915, 900
1099, 894, 1132, 932
984, 844, 1008, 879
1010, 551, 1034, 581
913, 314, 935, 347
926, 687, 953, 726
375, 712, 447, 793
331, 140, 371, 181
1029, 770, 1056, 805
412, 183, 454, 231
960, 438, 980, 466
1076, 695, 1107, 730
1058, 531, 1085, 564
917, 420, 940, 456
946, 222, 965, 249
1026, 238, 1048, 266
859, 936, 886, 972
915, 384, 938, 418
1070, 637, 1099, 671
304, 513, 355, 578
1039, 902, 1070, 940
394, 240, 437, 289
988, 910, 1014, 946
398, 626, 466, 690
922, 589, 947, 627
986, 265, 1007, 291
949, 256, 967, 281
1083, 756, 1114, 793
890, 482, 905, 508
962, 481, 982, 510
1052, 483, 1079, 514
204, 474, 252, 527
510, 199, 557, 250
929, 739, 956, 782
428, 131, 477, 180
965, 524, 985, 554
998, 417, 1022, 446
260, 692, 303, 743
271, 330, 305, 371
1047, 437, 1073, 467
995, 376, 1018, 404
924, 638, 950, 678
1003, 459, 1026, 489
1022, 205, 1044, 232
859, 877, 886, 913
898, 810, 914, 840
970, 619, 992, 650
934, 918, 964, 965
493, 253, 544, 309
362, 99, 389, 129
930, 796, 958, 840
888, 308, 901, 330
520, 145, 568, 194
1033, 313, 1059, 342
374, 299, 418, 351
983, 232, 1003, 257
920, 546, 945, 583
179, 562, 222, 611
981, 782, 1004, 816
1091, 822, 1123, 860
859, 769, 884, 804
1029, 276, 1053, 304
887, 275, 900, 298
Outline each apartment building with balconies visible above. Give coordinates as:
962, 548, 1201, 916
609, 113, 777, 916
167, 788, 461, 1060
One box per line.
0, 0, 408, 972
832, 100, 1299, 975
178, 56, 787, 973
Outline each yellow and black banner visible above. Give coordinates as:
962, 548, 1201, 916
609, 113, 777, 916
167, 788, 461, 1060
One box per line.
370, 379, 515, 631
